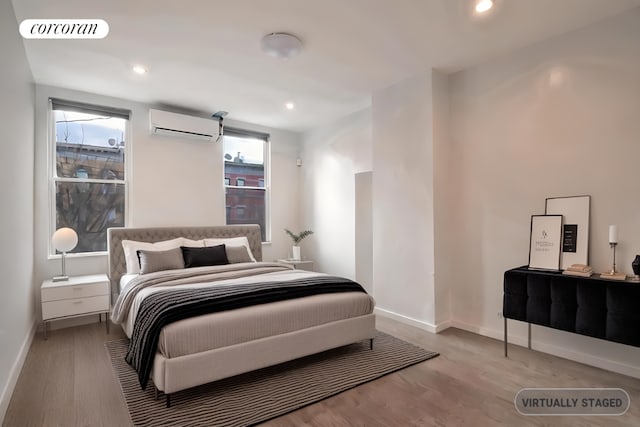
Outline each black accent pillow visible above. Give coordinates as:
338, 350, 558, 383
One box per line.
181, 245, 229, 268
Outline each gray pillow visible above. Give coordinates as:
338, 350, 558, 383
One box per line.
137, 247, 185, 274
225, 245, 254, 264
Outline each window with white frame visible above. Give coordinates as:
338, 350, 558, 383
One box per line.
51, 99, 130, 254
223, 127, 269, 241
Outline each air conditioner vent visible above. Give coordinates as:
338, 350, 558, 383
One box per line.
149, 109, 218, 142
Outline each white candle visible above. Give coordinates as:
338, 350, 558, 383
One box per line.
609, 225, 618, 244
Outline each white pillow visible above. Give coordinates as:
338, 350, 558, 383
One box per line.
121, 237, 203, 274
204, 237, 257, 262
182, 238, 205, 247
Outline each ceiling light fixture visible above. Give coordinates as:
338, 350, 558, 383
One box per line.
132, 65, 148, 75
261, 33, 303, 59
285, 102, 295, 110
475, 0, 493, 13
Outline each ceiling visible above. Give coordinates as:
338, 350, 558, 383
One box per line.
12, 0, 640, 132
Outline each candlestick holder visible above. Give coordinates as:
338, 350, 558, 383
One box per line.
609, 242, 618, 275
600, 242, 626, 280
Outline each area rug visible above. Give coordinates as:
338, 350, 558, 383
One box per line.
106, 331, 438, 427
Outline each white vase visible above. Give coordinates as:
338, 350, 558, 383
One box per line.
292, 245, 301, 261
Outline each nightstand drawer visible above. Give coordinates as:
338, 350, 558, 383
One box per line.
42, 295, 109, 320
41, 281, 108, 302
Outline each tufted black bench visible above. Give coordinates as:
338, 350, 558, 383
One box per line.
502, 266, 640, 357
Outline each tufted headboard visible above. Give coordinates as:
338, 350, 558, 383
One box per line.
107, 225, 263, 295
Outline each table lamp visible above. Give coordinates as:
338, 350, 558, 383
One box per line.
52, 227, 78, 282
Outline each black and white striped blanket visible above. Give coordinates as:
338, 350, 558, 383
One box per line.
125, 275, 367, 389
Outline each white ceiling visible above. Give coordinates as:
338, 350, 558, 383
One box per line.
12, 0, 640, 131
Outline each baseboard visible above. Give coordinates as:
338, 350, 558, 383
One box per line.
451, 319, 640, 379
0, 319, 37, 424
375, 307, 451, 334
451, 319, 528, 345
434, 319, 452, 333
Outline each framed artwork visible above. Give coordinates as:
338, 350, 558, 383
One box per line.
528, 215, 563, 271
545, 195, 590, 270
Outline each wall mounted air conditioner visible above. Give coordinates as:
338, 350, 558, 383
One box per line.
149, 109, 219, 142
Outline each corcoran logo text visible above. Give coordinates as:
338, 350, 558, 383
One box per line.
19, 19, 109, 39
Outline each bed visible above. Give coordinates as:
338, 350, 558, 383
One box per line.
107, 225, 376, 407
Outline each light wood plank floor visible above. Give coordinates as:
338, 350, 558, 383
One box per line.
4, 317, 639, 426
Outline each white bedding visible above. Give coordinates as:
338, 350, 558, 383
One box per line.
120, 273, 139, 292
119, 268, 375, 359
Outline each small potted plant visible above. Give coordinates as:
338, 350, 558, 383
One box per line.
284, 229, 314, 260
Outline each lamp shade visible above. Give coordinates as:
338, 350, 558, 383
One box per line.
52, 227, 78, 253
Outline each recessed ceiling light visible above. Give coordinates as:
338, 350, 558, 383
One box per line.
132, 65, 148, 75
261, 33, 303, 59
285, 102, 295, 110
475, 0, 493, 13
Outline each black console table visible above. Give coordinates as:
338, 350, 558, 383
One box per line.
503, 266, 640, 357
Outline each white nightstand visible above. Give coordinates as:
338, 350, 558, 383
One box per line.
41, 273, 110, 339
277, 259, 314, 271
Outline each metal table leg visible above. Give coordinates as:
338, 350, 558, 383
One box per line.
504, 317, 507, 357
528, 323, 531, 350
106, 312, 110, 334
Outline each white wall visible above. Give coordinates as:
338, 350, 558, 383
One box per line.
300, 108, 372, 278
0, 0, 35, 421
301, 73, 451, 330
33, 85, 302, 313
355, 171, 373, 294
448, 9, 640, 377
432, 70, 452, 326
371, 71, 437, 327
296, 8, 640, 377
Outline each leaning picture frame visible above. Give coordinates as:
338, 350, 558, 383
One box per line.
545, 195, 591, 270
528, 215, 563, 271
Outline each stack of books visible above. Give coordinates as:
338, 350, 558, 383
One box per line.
562, 264, 593, 277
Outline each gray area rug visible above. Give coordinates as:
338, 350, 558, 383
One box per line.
106, 331, 438, 426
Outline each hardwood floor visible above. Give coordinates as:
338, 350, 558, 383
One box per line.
4, 317, 639, 426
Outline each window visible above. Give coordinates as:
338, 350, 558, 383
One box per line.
223, 128, 269, 241
51, 99, 130, 254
